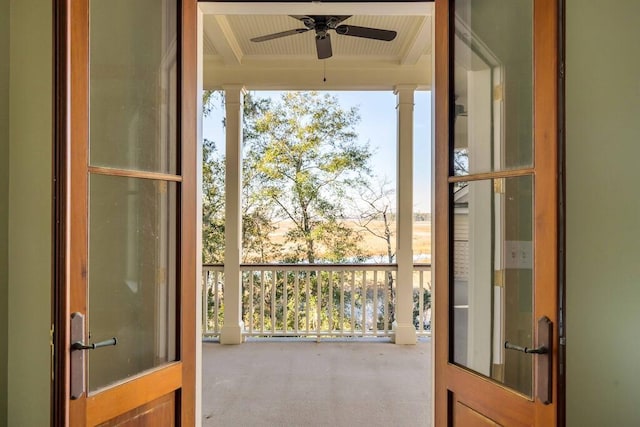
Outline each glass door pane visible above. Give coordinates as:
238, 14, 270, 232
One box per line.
88, 175, 177, 391
453, 0, 533, 175
90, 0, 178, 174
87, 0, 179, 393
449, 0, 537, 398
452, 176, 534, 397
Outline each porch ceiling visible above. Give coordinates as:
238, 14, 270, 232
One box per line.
201, 2, 433, 91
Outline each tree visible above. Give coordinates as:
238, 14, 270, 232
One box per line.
245, 91, 372, 263
201, 90, 281, 263
355, 177, 396, 264
453, 149, 469, 194
241, 159, 281, 263
202, 137, 226, 264
353, 177, 397, 323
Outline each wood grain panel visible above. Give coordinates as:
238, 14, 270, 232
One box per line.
454, 400, 501, 427
97, 392, 175, 427
446, 364, 533, 427
433, 0, 451, 424
179, 0, 198, 425
448, 168, 535, 183
532, 0, 560, 424
86, 363, 182, 426
88, 166, 183, 182
68, 0, 90, 422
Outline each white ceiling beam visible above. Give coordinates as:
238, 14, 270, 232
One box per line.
203, 55, 432, 91
199, 2, 433, 17
400, 16, 431, 65
206, 15, 244, 65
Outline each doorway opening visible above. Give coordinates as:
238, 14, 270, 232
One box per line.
198, 2, 434, 425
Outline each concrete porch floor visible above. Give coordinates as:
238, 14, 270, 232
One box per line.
202, 339, 432, 427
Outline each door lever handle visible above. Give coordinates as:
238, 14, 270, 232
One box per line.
504, 341, 547, 354
69, 313, 118, 399
71, 337, 117, 351
504, 316, 554, 405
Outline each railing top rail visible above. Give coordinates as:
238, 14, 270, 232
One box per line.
242, 262, 396, 268
202, 264, 224, 268
203, 263, 432, 270
240, 264, 397, 272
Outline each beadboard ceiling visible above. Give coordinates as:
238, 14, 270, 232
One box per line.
201, 2, 434, 90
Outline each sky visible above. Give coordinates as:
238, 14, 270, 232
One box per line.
203, 90, 432, 213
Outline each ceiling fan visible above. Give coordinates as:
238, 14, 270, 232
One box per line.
250, 15, 397, 60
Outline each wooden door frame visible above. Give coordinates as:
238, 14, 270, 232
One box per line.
52, 0, 69, 423
433, 0, 565, 425
52, 0, 198, 424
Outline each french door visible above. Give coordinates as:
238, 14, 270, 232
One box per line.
434, 0, 561, 425
56, 0, 197, 424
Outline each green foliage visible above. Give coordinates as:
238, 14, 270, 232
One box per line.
244, 91, 372, 263
202, 138, 225, 264
202, 90, 222, 118
203, 90, 379, 264
201, 90, 417, 334
202, 90, 281, 263
413, 289, 431, 330
203, 270, 225, 332
202, 92, 436, 333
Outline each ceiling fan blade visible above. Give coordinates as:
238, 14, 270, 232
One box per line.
315, 34, 333, 59
251, 28, 309, 43
335, 25, 397, 41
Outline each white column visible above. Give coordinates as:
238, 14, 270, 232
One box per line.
393, 85, 417, 345
220, 84, 245, 344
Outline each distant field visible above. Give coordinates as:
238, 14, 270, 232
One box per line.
266, 219, 431, 262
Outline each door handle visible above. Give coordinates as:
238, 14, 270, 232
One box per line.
70, 312, 85, 399
503, 316, 553, 405
70, 312, 118, 399
71, 337, 117, 351
504, 341, 547, 354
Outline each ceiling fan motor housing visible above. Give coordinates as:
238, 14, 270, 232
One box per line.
250, 15, 397, 59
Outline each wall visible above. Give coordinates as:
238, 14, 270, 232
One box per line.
7, 0, 52, 424
566, 1, 640, 426
0, 0, 10, 424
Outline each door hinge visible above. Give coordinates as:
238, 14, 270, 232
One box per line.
156, 266, 167, 283
494, 269, 505, 287
493, 84, 504, 101
493, 178, 505, 194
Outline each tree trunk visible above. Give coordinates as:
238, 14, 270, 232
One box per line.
306, 238, 315, 264
383, 210, 395, 323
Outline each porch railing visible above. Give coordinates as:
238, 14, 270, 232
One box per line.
202, 263, 431, 339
